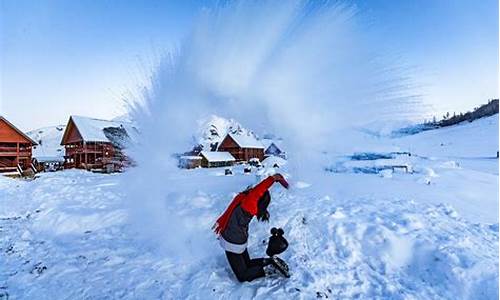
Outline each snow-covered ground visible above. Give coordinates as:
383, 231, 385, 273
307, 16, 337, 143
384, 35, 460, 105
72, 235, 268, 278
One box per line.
1, 116, 498, 299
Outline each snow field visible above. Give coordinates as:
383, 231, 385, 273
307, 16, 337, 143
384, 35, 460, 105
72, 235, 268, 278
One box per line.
0, 116, 498, 299
1, 165, 497, 299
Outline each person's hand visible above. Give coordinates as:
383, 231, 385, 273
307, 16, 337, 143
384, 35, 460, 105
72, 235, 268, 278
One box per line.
272, 173, 289, 189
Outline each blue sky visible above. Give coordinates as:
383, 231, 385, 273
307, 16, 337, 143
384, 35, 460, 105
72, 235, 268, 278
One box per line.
1, 0, 498, 130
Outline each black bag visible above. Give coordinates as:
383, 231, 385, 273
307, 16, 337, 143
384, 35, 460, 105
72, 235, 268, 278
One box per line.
266, 227, 288, 257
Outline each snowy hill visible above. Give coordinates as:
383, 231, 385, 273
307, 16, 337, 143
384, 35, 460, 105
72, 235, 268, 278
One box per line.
394, 114, 498, 158
0, 115, 498, 299
26, 125, 66, 162
196, 115, 258, 150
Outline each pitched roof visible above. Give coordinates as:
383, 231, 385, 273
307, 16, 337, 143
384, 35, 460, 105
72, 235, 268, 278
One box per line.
200, 151, 235, 162
261, 139, 283, 151
0, 115, 38, 145
62, 115, 138, 144
227, 133, 264, 149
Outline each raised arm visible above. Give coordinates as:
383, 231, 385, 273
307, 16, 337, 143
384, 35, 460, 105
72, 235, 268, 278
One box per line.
241, 174, 289, 215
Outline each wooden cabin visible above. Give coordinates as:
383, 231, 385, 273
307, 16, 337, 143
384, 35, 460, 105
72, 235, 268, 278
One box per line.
199, 151, 235, 168
263, 140, 286, 159
60, 115, 137, 172
0, 116, 37, 174
217, 133, 264, 162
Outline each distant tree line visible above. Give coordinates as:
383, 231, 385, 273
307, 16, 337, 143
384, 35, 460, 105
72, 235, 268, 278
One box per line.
426, 99, 499, 128
394, 99, 499, 136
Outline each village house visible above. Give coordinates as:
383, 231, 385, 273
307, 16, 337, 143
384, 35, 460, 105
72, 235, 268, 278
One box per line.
199, 151, 235, 168
60, 115, 137, 172
217, 133, 264, 162
0, 116, 37, 175
262, 140, 286, 159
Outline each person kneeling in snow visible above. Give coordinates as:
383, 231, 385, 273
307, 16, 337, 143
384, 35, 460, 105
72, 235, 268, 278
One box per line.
213, 174, 289, 282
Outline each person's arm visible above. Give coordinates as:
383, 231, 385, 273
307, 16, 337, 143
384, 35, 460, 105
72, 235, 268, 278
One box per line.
241, 174, 289, 215
272, 173, 289, 189
246, 176, 275, 200
246, 174, 289, 202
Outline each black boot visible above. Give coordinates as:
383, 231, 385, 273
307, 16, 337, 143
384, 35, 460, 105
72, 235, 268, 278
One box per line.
262, 258, 273, 266
270, 256, 290, 278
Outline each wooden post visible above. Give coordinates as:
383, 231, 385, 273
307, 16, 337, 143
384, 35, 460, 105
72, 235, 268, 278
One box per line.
15, 142, 19, 166
84, 141, 88, 170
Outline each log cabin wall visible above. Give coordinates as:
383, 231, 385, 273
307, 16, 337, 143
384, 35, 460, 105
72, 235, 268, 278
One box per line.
64, 141, 116, 170
217, 135, 264, 161
0, 117, 35, 172
217, 135, 243, 160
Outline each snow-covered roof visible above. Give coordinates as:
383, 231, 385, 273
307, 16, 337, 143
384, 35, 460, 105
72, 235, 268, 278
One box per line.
69, 115, 138, 143
200, 151, 235, 162
261, 139, 284, 151
228, 133, 264, 149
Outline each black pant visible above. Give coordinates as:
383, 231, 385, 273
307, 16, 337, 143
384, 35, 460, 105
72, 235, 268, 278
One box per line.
225, 249, 266, 282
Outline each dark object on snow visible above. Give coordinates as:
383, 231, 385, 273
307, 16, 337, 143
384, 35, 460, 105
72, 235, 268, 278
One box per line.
225, 249, 271, 282
244, 167, 251, 173
225, 168, 233, 175
266, 227, 288, 257
248, 158, 261, 167
271, 255, 290, 278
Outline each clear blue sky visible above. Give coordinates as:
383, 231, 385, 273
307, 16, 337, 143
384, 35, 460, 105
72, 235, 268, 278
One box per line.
1, 0, 498, 130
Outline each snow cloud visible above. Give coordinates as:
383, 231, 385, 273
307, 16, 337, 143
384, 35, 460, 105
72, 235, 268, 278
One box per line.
121, 0, 423, 258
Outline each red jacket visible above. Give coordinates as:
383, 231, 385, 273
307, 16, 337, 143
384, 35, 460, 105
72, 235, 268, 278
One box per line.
213, 175, 288, 235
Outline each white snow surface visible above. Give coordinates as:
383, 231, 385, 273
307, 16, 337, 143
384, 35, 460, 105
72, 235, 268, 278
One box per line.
27, 125, 66, 162
200, 151, 236, 162
262, 156, 287, 168
395, 115, 498, 159
0, 117, 498, 299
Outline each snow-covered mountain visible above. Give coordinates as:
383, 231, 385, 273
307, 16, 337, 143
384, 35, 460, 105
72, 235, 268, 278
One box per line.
196, 115, 258, 150
26, 125, 66, 162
